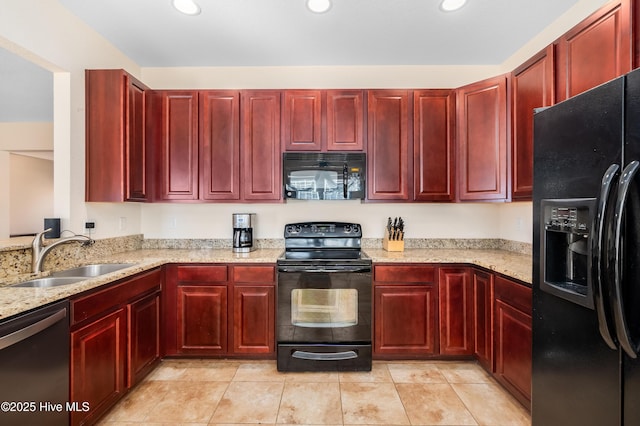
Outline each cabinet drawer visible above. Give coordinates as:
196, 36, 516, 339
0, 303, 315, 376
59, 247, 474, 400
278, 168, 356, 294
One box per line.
374, 265, 436, 283
177, 265, 228, 282
494, 275, 531, 314
71, 268, 161, 326
233, 266, 275, 283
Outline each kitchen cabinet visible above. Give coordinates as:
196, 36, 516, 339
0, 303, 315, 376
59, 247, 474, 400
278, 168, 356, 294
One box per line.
472, 268, 494, 371
85, 69, 150, 202
494, 275, 532, 409
511, 46, 555, 201
199, 91, 241, 200
367, 90, 411, 201
326, 90, 365, 151
70, 268, 162, 426
241, 91, 282, 201
373, 265, 438, 357
167, 264, 276, 357
282, 90, 322, 151
154, 90, 199, 201
231, 266, 275, 354
413, 90, 456, 201
555, 0, 632, 102
456, 75, 509, 201
438, 267, 473, 356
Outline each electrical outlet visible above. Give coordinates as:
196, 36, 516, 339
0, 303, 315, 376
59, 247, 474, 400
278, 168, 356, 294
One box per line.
119, 217, 127, 231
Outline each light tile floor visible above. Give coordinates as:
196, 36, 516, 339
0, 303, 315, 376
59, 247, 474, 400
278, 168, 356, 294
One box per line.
98, 359, 531, 425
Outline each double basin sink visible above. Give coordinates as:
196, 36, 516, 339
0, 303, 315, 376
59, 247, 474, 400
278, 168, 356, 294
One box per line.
11, 263, 135, 288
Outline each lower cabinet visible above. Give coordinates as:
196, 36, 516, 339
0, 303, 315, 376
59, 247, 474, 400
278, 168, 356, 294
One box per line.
70, 268, 162, 426
166, 263, 275, 357
473, 268, 494, 370
438, 267, 473, 356
494, 275, 532, 409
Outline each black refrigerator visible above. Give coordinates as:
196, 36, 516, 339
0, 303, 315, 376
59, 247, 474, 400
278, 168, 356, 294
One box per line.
532, 68, 640, 425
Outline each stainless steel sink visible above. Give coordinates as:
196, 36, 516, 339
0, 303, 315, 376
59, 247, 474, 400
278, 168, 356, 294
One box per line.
11, 277, 86, 288
50, 263, 135, 278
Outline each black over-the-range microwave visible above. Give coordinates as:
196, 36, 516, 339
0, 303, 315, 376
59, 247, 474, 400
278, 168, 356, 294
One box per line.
282, 152, 366, 200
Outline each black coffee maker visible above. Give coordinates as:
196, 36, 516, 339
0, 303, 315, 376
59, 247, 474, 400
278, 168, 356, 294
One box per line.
232, 213, 256, 253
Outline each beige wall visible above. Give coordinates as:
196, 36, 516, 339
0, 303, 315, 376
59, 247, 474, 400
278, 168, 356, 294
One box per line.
0, 0, 612, 243
9, 154, 54, 236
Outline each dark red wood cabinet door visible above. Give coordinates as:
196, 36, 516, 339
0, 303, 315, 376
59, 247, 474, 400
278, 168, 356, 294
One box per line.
556, 0, 631, 102
326, 90, 365, 151
413, 90, 455, 201
438, 267, 473, 356
71, 308, 127, 426
511, 46, 554, 201
282, 90, 322, 151
472, 269, 494, 371
367, 90, 411, 200
241, 91, 282, 201
128, 291, 161, 387
232, 285, 275, 354
494, 276, 532, 409
158, 91, 199, 200
177, 285, 228, 354
199, 91, 240, 200
456, 75, 508, 201
126, 80, 147, 201
374, 285, 438, 356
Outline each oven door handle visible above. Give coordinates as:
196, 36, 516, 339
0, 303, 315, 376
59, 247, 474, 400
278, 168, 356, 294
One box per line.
292, 350, 358, 361
278, 266, 371, 273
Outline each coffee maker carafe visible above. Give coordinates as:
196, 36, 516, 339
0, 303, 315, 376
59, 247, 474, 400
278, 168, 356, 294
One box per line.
232, 213, 256, 253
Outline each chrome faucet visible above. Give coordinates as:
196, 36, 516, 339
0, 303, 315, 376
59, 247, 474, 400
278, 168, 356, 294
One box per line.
31, 228, 94, 273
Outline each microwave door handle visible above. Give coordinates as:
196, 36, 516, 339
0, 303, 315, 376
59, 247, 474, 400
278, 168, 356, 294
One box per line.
343, 164, 348, 199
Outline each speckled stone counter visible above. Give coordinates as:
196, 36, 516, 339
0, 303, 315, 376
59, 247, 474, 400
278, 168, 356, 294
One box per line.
365, 248, 532, 284
0, 246, 532, 320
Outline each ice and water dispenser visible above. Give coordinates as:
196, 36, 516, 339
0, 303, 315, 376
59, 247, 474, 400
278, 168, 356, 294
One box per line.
541, 199, 596, 309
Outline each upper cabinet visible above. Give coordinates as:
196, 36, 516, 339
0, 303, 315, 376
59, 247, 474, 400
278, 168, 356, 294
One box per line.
199, 91, 241, 201
241, 91, 282, 201
326, 90, 365, 151
85, 69, 150, 202
511, 46, 555, 201
456, 75, 509, 202
555, 0, 632, 102
367, 90, 411, 201
413, 90, 456, 202
282, 90, 365, 151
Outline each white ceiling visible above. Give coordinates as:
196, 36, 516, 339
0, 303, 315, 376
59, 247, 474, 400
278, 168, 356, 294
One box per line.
1, 0, 589, 122
57, 0, 580, 67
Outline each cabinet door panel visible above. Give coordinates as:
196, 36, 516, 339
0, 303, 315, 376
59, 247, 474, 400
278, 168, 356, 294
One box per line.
71, 308, 127, 426
177, 285, 228, 354
367, 90, 411, 200
439, 268, 473, 355
413, 90, 455, 201
473, 269, 494, 371
127, 81, 147, 201
556, 0, 631, 101
457, 75, 508, 201
283, 90, 322, 151
241, 91, 281, 200
374, 285, 437, 355
159, 91, 199, 200
232, 285, 275, 354
511, 46, 554, 201
327, 90, 364, 151
128, 292, 161, 387
200, 91, 240, 200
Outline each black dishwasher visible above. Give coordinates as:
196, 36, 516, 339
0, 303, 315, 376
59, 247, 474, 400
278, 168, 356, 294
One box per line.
0, 300, 69, 425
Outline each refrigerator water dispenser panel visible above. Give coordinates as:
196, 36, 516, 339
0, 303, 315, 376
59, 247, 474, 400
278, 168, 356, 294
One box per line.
541, 198, 596, 309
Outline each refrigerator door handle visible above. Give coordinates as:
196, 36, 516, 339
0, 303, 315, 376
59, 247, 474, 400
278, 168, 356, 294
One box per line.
593, 163, 620, 350
612, 160, 640, 358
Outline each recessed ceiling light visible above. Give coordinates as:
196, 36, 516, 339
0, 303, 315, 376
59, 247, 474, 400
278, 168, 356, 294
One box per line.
440, 0, 467, 12
172, 0, 201, 16
307, 0, 332, 14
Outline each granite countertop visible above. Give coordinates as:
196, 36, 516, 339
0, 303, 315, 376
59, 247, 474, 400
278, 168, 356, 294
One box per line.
0, 247, 531, 320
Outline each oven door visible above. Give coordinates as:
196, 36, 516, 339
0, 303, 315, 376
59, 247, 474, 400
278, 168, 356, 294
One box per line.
277, 263, 372, 371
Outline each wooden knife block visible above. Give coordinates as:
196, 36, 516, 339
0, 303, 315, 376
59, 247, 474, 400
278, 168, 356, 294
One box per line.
383, 230, 404, 252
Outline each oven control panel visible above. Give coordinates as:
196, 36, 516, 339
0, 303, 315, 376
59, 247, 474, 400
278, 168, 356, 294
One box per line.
284, 222, 362, 238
